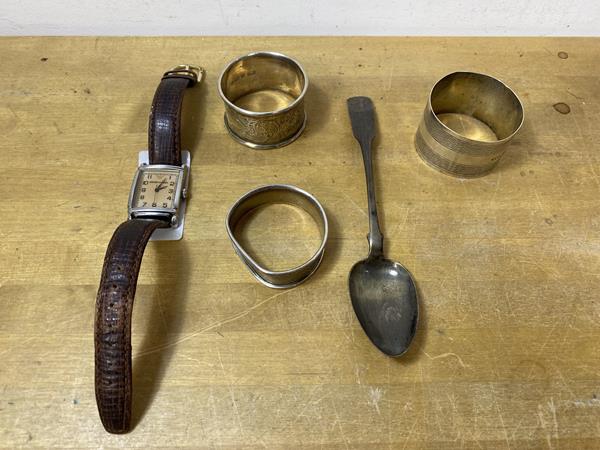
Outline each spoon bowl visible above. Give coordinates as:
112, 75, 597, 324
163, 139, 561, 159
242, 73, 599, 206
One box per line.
349, 256, 418, 356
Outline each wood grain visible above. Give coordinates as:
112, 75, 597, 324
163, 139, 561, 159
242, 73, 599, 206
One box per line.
0, 37, 599, 448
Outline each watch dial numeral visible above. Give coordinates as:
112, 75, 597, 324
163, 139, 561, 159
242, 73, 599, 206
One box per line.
162, 203, 168, 207
169, 181, 175, 186
142, 202, 147, 206
141, 188, 146, 192
152, 202, 157, 207
140, 195, 145, 200
168, 189, 173, 193
167, 196, 172, 200
143, 180, 148, 185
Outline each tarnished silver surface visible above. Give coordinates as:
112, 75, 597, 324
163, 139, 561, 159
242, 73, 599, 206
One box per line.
347, 97, 419, 357
218, 51, 308, 149
415, 72, 524, 178
226, 185, 328, 288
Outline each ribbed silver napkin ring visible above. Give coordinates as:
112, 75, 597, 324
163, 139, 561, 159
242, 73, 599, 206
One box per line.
415, 71, 524, 178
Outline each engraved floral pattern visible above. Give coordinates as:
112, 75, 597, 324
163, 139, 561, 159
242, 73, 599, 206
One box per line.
226, 102, 304, 145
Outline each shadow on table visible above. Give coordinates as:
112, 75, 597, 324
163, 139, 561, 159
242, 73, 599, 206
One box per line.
131, 242, 191, 428
304, 204, 342, 285
181, 80, 208, 158
494, 118, 533, 175
304, 82, 331, 137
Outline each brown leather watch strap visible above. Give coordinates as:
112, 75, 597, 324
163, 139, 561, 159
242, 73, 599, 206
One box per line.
148, 67, 199, 165
94, 218, 166, 433
95, 65, 200, 434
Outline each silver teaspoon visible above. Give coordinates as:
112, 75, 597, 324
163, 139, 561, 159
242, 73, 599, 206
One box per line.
347, 96, 419, 357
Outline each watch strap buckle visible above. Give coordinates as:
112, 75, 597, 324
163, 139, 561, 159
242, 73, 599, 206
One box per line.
163, 64, 204, 85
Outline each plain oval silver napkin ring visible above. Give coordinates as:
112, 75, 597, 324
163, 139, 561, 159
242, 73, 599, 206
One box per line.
226, 184, 329, 289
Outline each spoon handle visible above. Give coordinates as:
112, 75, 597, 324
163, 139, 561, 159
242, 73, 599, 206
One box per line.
347, 96, 383, 257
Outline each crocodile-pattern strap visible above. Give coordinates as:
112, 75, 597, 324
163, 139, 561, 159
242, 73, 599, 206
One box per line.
94, 218, 166, 433
95, 66, 199, 434
148, 72, 197, 165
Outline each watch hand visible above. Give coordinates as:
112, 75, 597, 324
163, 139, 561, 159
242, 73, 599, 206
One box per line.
156, 184, 169, 192
154, 178, 167, 192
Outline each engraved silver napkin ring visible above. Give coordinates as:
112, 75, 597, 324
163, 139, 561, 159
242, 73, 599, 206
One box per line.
218, 52, 308, 149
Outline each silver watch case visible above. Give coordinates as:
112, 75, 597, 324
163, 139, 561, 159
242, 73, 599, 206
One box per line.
127, 150, 191, 241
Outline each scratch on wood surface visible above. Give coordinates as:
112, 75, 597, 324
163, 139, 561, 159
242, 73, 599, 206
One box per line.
537, 400, 560, 450
331, 397, 350, 449
552, 365, 576, 398
515, 256, 561, 280
488, 172, 502, 204
556, 169, 567, 187
503, 289, 516, 318
392, 207, 411, 236
456, 238, 484, 259
216, 348, 227, 376
509, 417, 526, 444
293, 385, 324, 424
422, 350, 468, 368
401, 417, 419, 450
446, 392, 458, 411
155, 286, 168, 331
489, 383, 511, 449
341, 191, 367, 218
527, 323, 558, 379
354, 366, 362, 385
432, 397, 444, 433
548, 398, 560, 442
368, 387, 384, 415
533, 189, 544, 211
135, 288, 296, 358
180, 355, 205, 368
588, 162, 600, 188
229, 383, 243, 437
419, 359, 426, 386
386, 64, 394, 91
537, 405, 550, 449
217, 347, 245, 438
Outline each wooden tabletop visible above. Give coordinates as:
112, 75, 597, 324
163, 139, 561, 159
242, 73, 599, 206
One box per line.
1, 37, 599, 449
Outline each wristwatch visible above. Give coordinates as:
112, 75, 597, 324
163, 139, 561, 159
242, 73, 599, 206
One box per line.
94, 64, 203, 434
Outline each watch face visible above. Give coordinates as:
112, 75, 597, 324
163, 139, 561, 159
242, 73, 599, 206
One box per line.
132, 167, 181, 210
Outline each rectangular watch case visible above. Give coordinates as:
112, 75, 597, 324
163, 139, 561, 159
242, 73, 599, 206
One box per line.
127, 150, 191, 241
